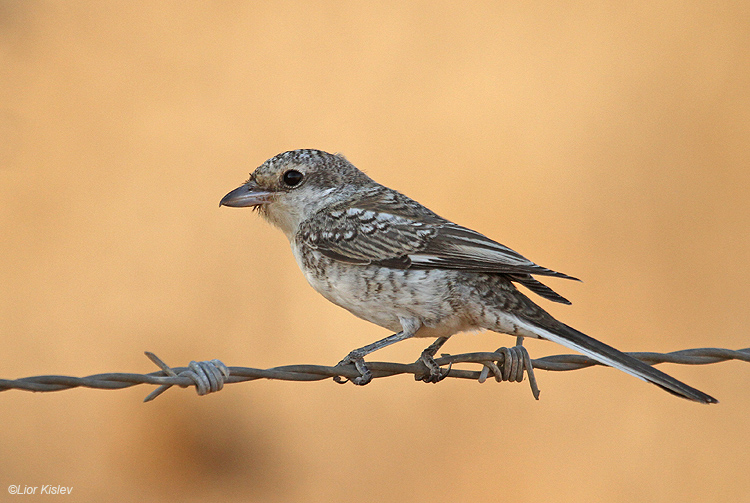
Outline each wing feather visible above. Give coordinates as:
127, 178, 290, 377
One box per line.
296, 189, 577, 303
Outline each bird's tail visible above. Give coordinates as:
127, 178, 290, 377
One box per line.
516, 318, 718, 404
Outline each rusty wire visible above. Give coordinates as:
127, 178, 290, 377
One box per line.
0, 347, 747, 402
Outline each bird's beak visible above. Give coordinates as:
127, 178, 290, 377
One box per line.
219, 181, 275, 208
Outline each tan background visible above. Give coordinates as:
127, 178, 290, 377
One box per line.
1, 1, 748, 502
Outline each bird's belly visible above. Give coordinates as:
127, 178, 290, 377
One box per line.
292, 247, 471, 336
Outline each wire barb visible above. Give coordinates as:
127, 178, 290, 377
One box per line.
477, 337, 541, 399
0, 347, 747, 401
143, 352, 230, 402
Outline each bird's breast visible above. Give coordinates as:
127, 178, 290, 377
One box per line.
290, 241, 474, 336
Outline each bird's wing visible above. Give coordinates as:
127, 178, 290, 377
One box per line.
296, 190, 578, 283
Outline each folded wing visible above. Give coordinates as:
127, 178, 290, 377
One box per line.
296, 189, 577, 303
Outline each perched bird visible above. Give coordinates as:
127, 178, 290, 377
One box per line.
221, 149, 716, 403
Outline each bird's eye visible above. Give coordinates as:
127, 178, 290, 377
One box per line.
282, 169, 304, 187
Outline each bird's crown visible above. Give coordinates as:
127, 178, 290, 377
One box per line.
248, 149, 372, 192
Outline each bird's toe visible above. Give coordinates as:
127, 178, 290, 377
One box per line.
334, 351, 372, 385
416, 351, 450, 383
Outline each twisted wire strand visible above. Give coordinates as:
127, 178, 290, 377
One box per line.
0, 348, 747, 402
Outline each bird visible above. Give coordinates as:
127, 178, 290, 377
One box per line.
220, 149, 717, 403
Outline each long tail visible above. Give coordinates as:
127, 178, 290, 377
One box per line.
514, 317, 718, 403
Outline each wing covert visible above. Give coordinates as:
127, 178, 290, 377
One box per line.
295, 189, 578, 285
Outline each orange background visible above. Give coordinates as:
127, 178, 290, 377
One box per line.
1, 2, 748, 502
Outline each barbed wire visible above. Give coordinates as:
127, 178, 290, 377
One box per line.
0, 347, 747, 402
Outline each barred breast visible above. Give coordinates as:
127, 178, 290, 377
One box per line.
292, 241, 478, 337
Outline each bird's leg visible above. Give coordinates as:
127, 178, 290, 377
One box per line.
416, 336, 451, 383
334, 330, 415, 385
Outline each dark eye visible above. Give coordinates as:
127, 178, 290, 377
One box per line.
282, 169, 304, 187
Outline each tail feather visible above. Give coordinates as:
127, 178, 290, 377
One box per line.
516, 318, 718, 404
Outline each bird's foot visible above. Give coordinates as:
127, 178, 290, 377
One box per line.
333, 350, 373, 385
415, 351, 452, 383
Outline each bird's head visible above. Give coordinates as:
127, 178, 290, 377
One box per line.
220, 149, 372, 238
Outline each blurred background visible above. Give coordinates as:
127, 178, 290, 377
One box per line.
1, 1, 748, 501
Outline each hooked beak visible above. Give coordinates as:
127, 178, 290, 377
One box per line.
219, 181, 275, 208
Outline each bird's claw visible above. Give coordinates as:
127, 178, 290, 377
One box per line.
416, 351, 452, 383
333, 351, 373, 385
